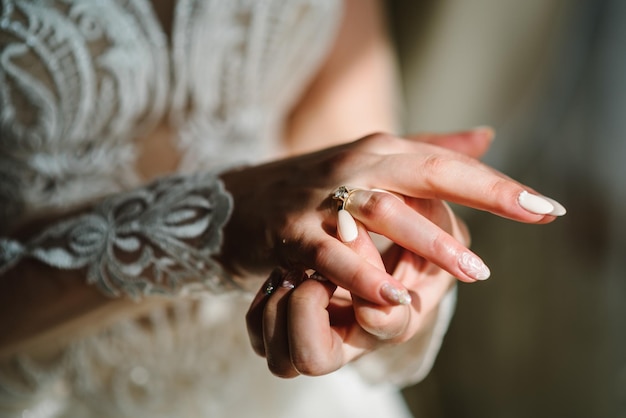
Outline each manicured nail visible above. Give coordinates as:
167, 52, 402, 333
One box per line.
518, 191, 554, 215
381, 283, 412, 305
337, 209, 358, 242
543, 196, 567, 216
281, 280, 295, 289
458, 252, 491, 281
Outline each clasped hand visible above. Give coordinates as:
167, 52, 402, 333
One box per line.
219, 129, 565, 378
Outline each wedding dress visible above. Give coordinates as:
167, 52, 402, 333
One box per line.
0, 1, 455, 417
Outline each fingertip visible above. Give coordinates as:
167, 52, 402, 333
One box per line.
352, 295, 411, 341
380, 283, 412, 305
464, 126, 494, 158
472, 125, 495, 141
543, 196, 567, 216
414, 126, 494, 158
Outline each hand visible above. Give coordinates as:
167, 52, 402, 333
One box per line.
239, 128, 564, 377
219, 128, 565, 305
245, 198, 467, 377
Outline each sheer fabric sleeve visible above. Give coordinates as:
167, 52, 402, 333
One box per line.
0, 172, 236, 299
351, 286, 457, 387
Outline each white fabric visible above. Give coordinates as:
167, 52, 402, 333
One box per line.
0, 1, 455, 417
0, 293, 416, 418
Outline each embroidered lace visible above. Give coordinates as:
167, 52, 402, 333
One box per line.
0, 1, 349, 416
0, 173, 235, 298
0, 1, 455, 417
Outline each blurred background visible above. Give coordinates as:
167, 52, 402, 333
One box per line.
387, 1, 626, 417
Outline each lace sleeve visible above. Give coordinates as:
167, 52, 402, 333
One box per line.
0, 172, 236, 299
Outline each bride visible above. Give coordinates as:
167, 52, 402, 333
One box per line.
0, 1, 565, 417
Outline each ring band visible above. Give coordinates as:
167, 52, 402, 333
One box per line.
264, 281, 276, 295
332, 185, 358, 210
264, 268, 284, 295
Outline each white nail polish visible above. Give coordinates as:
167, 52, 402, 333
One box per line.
281, 280, 295, 289
459, 252, 491, 280
543, 196, 567, 216
337, 209, 358, 242
381, 283, 412, 305
518, 191, 554, 215
458, 252, 491, 281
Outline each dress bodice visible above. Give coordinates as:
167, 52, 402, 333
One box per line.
0, 2, 353, 417
0, 2, 454, 417
0, 0, 340, 232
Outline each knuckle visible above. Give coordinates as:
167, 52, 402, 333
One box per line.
249, 339, 266, 357
323, 149, 371, 178
245, 308, 266, 356
292, 353, 333, 377
486, 178, 516, 210
359, 131, 394, 147
267, 359, 297, 379
428, 229, 454, 258
359, 307, 409, 341
245, 312, 256, 334
342, 261, 372, 292
420, 154, 447, 179
310, 240, 334, 267
358, 192, 397, 222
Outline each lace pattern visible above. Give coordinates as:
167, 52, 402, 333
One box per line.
0, 294, 264, 418
0, 1, 376, 417
0, 0, 169, 229
0, 0, 340, 233
0, 173, 235, 298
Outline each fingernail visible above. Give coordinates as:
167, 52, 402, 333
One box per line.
283, 270, 306, 289
472, 125, 495, 140
281, 280, 295, 289
518, 191, 554, 215
308, 271, 328, 282
381, 283, 412, 305
458, 252, 491, 281
337, 209, 358, 242
543, 196, 567, 216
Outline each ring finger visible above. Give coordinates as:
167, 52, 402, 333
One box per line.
262, 270, 305, 378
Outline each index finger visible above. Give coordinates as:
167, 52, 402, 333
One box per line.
369, 153, 566, 223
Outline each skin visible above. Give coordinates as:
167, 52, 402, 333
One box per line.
0, 1, 563, 384
229, 129, 559, 377
241, 0, 562, 378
